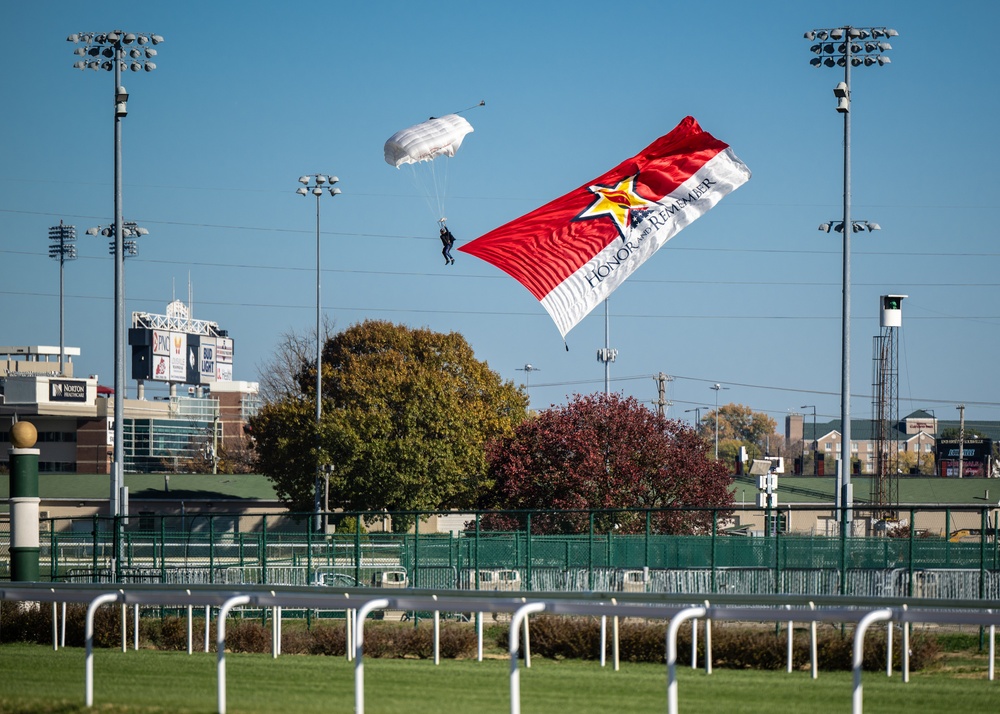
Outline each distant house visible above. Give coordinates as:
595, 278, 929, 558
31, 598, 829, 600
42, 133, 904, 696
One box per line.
785, 409, 997, 477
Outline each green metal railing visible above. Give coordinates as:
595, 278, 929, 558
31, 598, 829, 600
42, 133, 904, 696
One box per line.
3, 505, 997, 599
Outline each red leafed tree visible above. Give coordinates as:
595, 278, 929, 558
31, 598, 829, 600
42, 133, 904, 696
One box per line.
478, 393, 733, 534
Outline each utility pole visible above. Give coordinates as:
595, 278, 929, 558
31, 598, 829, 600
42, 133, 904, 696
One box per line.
957, 404, 965, 479
654, 373, 673, 418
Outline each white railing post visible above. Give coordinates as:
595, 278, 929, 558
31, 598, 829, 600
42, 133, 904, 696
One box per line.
85, 592, 120, 708
477, 612, 484, 662
600, 615, 607, 667
852, 609, 893, 714
272, 606, 279, 659
691, 617, 698, 669
667, 606, 706, 714
354, 599, 390, 714
433, 610, 441, 665
704, 600, 712, 676
786, 605, 794, 674
509, 602, 546, 714
886, 621, 893, 677
217, 594, 251, 714
809, 601, 818, 680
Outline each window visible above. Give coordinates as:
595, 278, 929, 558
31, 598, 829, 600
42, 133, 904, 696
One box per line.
851, 443, 858, 452
824, 442, 832, 452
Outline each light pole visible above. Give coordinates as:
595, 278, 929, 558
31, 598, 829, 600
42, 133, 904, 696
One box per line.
516, 364, 540, 403
804, 24, 896, 530
684, 407, 708, 428
297, 174, 341, 532
711, 383, 728, 460
800, 405, 817, 475
597, 299, 617, 396
48, 221, 77, 376
68, 30, 163, 524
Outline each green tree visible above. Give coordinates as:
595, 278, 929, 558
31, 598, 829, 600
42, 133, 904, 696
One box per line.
699, 403, 780, 469
898, 449, 935, 475
250, 320, 528, 525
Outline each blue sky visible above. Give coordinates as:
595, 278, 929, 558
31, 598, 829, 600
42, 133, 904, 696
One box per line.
2, 0, 999, 432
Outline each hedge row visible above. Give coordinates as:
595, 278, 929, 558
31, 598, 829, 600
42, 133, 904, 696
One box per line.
499, 616, 939, 671
0, 603, 476, 659
0, 604, 938, 670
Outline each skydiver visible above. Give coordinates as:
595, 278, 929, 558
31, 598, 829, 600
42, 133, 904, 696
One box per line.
440, 225, 456, 265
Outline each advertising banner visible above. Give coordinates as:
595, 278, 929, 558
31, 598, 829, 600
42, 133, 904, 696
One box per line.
199, 338, 216, 383
152, 329, 171, 356
185, 335, 201, 386
169, 332, 187, 382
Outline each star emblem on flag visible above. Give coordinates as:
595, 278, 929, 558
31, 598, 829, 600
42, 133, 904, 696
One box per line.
575, 174, 658, 239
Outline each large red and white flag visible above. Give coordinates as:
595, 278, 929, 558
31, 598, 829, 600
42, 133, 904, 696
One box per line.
459, 116, 751, 337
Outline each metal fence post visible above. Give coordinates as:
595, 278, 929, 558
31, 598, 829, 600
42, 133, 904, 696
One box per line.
588, 512, 595, 591
414, 513, 420, 588
710, 510, 717, 594
159, 515, 166, 582
775, 509, 782, 594
839, 506, 847, 596
91, 514, 99, 581
261, 514, 268, 574
644, 510, 651, 572
114, 514, 122, 583
49, 519, 57, 581
526, 512, 532, 592
474, 512, 480, 591
209, 515, 215, 583
908, 508, 915, 597
307, 521, 313, 587
354, 514, 362, 585
981, 506, 988, 601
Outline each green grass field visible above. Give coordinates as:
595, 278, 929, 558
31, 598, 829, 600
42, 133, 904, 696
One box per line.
0, 643, 996, 713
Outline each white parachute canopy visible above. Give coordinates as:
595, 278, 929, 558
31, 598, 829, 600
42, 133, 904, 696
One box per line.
383, 114, 474, 168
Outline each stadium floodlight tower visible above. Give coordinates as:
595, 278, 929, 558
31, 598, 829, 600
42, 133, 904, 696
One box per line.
48, 221, 77, 376
804, 24, 896, 533
68, 30, 163, 529
297, 174, 341, 532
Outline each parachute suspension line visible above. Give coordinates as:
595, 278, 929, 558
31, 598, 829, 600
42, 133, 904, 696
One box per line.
453, 99, 486, 116
429, 157, 444, 224
405, 163, 440, 225
431, 155, 451, 225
